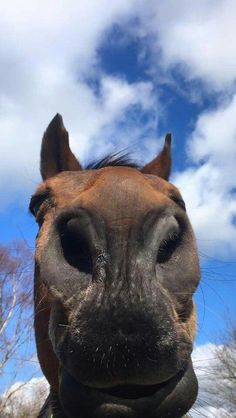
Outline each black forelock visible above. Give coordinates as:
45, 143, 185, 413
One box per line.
85, 152, 140, 170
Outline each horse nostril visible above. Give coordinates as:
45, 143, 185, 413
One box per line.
59, 217, 93, 275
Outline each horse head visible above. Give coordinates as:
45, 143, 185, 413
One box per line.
30, 114, 200, 417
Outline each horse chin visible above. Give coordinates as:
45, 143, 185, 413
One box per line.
59, 361, 198, 418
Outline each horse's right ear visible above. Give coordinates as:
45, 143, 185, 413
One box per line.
40, 114, 82, 180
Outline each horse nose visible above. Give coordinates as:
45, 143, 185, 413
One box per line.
111, 322, 136, 337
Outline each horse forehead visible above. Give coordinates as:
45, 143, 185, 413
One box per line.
52, 167, 170, 215
92, 167, 154, 198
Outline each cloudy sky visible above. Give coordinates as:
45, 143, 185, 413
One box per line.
1, 0, 236, 415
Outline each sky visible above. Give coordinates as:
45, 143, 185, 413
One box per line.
0, 0, 236, 415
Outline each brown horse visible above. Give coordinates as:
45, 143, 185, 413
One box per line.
30, 114, 200, 418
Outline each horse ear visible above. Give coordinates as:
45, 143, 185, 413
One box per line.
40, 114, 82, 180
141, 133, 172, 180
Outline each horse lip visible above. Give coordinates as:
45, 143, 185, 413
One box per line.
59, 365, 197, 418
60, 365, 186, 403
90, 376, 179, 400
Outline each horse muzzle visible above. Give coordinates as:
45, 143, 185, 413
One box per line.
59, 360, 198, 418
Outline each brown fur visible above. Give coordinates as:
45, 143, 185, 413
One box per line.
31, 115, 200, 418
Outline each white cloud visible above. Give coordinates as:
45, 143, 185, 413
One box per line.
0, 0, 158, 208
138, 0, 236, 91
174, 95, 236, 258
189, 96, 236, 166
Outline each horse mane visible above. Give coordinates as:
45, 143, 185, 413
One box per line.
85, 152, 140, 170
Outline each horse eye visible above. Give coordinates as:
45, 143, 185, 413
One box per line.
30, 201, 42, 217
157, 232, 180, 264
170, 195, 186, 211
29, 192, 51, 218
29, 197, 42, 217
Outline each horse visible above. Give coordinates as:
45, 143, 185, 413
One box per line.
30, 114, 200, 418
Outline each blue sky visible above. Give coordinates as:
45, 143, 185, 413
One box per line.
1, 2, 236, 413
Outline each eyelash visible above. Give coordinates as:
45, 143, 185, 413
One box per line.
171, 196, 186, 211
29, 192, 52, 219
157, 231, 181, 264
31, 201, 43, 217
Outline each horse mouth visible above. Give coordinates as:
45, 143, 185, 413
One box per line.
94, 379, 174, 400
59, 364, 183, 402
59, 364, 197, 418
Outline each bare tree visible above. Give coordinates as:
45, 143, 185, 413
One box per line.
197, 321, 236, 417
0, 241, 36, 414
213, 324, 236, 412
1, 377, 48, 418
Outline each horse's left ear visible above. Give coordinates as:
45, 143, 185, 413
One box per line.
40, 113, 82, 180
141, 133, 172, 180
